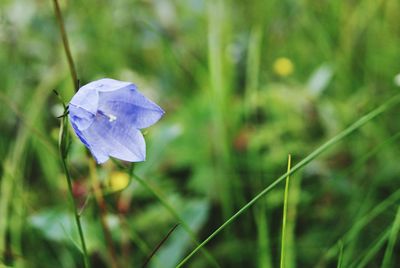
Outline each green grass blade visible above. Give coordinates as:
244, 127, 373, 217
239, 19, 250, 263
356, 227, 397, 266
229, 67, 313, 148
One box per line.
337, 241, 344, 268
175, 93, 400, 267
350, 228, 390, 268
207, 0, 235, 219
318, 187, 400, 265
280, 155, 292, 268
381, 206, 400, 268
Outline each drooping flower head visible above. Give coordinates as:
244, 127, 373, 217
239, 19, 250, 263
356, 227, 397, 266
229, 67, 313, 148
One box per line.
68, 78, 164, 164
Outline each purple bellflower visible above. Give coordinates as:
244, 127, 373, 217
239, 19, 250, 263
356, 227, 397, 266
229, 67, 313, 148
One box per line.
68, 78, 164, 164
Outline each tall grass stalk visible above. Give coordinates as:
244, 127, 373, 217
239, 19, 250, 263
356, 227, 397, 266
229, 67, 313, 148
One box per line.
280, 155, 291, 268
176, 94, 400, 267
207, 0, 234, 218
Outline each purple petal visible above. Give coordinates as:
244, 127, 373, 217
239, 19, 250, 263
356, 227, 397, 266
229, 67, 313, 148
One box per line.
69, 105, 95, 131
98, 84, 165, 129
69, 84, 99, 115
86, 78, 131, 92
74, 112, 146, 163
70, 120, 109, 163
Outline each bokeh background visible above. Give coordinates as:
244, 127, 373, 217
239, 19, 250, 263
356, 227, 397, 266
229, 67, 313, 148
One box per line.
1, 0, 400, 267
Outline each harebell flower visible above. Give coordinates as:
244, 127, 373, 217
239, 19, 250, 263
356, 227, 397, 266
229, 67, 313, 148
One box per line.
69, 78, 164, 163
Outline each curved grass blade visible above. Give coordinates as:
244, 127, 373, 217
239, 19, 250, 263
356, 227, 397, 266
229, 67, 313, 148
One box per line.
381, 206, 400, 268
176, 94, 400, 267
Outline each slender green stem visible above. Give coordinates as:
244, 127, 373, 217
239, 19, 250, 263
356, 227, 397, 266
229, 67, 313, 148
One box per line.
280, 154, 291, 268
52, 0, 79, 91
59, 117, 89, 268
61, 158, 89, 268
176, 94, 400, 267
52, 1, 89, 265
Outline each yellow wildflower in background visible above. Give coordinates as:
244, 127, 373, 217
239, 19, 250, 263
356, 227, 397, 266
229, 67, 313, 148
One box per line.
273, 57, 294, 77
108, 171, 130, 192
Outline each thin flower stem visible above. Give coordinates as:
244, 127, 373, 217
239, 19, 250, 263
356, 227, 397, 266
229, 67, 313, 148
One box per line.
52, 0, 88, 266
60, 157, 90, 268
52, 0, 79, 91
59, 117, 89, 268
175, 93, 400, 267
280, 154, 291, 268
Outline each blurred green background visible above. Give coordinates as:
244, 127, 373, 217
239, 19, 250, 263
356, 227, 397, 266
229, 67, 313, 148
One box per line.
1, 0, 400, 267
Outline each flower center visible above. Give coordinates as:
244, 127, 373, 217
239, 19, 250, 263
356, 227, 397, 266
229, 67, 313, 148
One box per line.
108, 114, 117, 122
97, 110, 117, 122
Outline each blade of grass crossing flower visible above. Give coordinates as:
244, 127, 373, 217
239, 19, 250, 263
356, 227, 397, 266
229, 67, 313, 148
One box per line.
280, 155, 291, 268
131, 173, 221, 268
176, 94, 400, 267
381, 206, 400, 268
